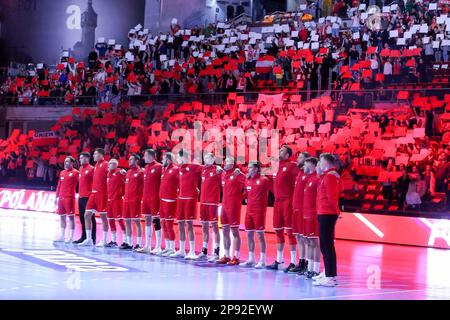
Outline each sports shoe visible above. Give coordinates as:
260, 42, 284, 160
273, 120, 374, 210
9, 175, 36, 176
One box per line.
284, 263, 296, 273
135, 246, 149, 253
239, 260, 255, 268
150, 247, 162, 255
161, 249, 175, 257
72, 238, 85, 244
96, 241, 107, 247
313, 277, 337, 287
216, 256, 231, 264
78, 239, 94, 247
312, 272, 326, 281
64, 238, 73, 244
305, 271, 320, 279
194, 252, 208, 261
132, 244, 141, 251
105, 241, 118, 248
185, 252, 197, 260
287, 264, 303, 274
255, 261, 266, 269
53, 236, 65, 243
119, 242, 132, 250
266, 261, 281, 270
227, 257, 240, 266
169, 250, 186, 258
207, 254, 219, 263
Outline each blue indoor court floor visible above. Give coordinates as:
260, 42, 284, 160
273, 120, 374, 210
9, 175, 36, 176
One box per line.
0, 208, 450, 300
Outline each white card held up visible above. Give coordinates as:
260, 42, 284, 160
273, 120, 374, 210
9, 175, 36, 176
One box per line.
433, 41, 440, 49
303, 42, 310, 49
361, 12, 368, 20
429, 3, 437, 10
397, 38, 406, 45
182, 41, 188, 47
353, 32, 360, 40
291, 31, 299, 37
240, 34, 249, 40
419, 24, 428, 33
442, 40, 450, 46
404, 31, 412, 39
362, 33, 369, 42
359, 3, 366, 11
390, 4, 398, 11
299, 4, 307, 10
389, 30, 398, 38
311, 42, 319, 50
382, 6, 390, 13
312, 35, 319, 42
319, 17, 325, 23
108, 39, 116, 45
423, 36, 430, 44
160, 55, 167, 61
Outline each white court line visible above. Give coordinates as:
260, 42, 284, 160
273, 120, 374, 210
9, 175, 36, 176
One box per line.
299, 289, 426, 300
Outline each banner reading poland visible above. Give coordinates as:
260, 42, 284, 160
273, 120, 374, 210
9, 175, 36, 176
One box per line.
0, 188, 57, 213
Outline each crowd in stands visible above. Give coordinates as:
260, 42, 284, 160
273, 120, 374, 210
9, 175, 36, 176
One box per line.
2, 0, 450, 106
0, 0, 449, 213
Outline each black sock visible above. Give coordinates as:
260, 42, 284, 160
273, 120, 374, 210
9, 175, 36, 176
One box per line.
300, 259, 306, 269
214, 247, 220, 256
202, 247, 207, 255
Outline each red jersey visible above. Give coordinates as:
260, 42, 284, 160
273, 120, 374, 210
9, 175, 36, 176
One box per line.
316, 168, 341, 215
245, 174, 272, 214
200, 165, 221, 204
78, 163, 94, 198
178, 164, 202, 199
143, 161, 163, 200
91, 159, 108, 194
56, 168, 79, 198
273, 160, 299, 200
107, 168, 125, 201
302, 173, 320, 218
159, 163, 180, 200
221, 168, 246, 207
124, 166, 144, 202
292, 170, 308, 211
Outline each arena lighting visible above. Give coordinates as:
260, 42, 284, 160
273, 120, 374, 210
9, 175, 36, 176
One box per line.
352, 213, 385, 238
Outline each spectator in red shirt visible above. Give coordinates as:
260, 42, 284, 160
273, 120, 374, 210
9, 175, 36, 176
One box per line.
54, 156, 79, 243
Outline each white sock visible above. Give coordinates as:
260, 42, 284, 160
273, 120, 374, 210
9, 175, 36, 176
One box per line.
69, 228, 74, 240
290, 250, 297, 264
308, 259, 314, 271
189, 241, 195, 254
164, 239, 169, 249
259, 252, 266, 263
179, 240, 185, 253
102, 231, 108, 243
137, 237, 142, 246
224, 248, 230, 258
155, 230, 162, 249
276, 250, 283, 263
313, 261, 320, 273
202, 241, 208, 250
145, 227, 152, 248
170, 240, 175, 250
234, 250, 240, 259
248, 251, 255, 262
111, 232, 117, 242
127, 236, 132, 245
60, 227, 66, 239
86, 229, 92, 240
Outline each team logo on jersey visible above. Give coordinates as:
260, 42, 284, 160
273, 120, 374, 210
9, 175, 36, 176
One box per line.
180, 172, 183, 175
125, 179, 129, 182
230, 176, 234, 180
169, 170, 172, 174
283, 167, 287, 172
202, 177, 205, 180
134, 173, 138, 177
210, 172, 213, 176
256, 180, 260, 185
309, 182, 313, 187
246, 186, 252, 190
302, 175, 306, 180
151, 169, 155, 173
85, 170, 89, 174
60, 177, 65, 180
69, 173, 73, 177
186, 167, 190, 171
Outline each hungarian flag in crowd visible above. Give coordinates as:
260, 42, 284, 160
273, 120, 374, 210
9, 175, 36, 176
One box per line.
32, 131, 59, 147
256, 55, 275, 74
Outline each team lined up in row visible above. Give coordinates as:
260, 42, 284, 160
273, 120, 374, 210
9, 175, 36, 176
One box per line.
54, 146, 340, 287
